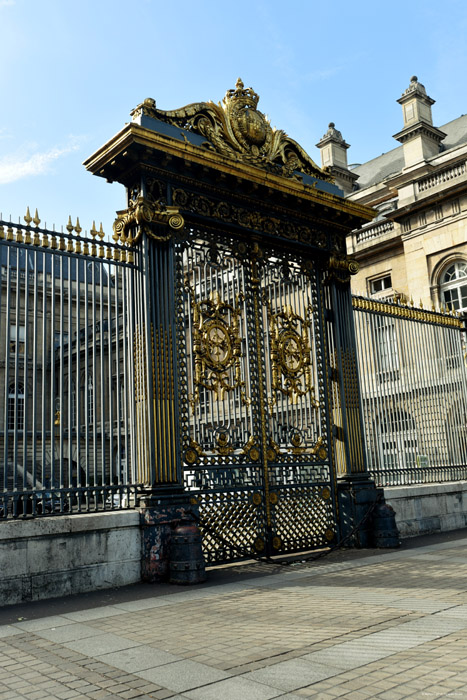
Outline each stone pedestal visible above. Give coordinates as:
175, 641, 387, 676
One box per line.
140, 493, 200, 583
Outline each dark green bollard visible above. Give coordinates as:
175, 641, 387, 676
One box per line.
372, 503, 400, 548
169, 517, 207, 585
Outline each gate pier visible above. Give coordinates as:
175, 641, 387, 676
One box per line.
84, 79, 379, 571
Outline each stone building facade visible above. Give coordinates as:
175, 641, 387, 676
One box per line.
317, 76, 467, 311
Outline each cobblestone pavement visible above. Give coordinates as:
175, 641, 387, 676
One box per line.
3, 534, 467, 699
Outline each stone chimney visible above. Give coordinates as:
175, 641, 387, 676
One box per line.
316, 123, 358, 195
393, 76, 446, 168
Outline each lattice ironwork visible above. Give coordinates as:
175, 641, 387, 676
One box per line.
270, 485, 336, 552
194, 490, 266, 563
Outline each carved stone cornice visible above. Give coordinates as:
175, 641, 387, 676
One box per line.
112, 196, 184, 246
130, 79, 333, 183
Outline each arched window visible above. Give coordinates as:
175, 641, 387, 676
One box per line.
440, 261, 467, 311
8, 383, 25, 431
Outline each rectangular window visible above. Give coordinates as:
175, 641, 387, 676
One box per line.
369, 274, 392, 296
8, 386, 25, 431
374, 317, 399, 382
9, 326, 25, 356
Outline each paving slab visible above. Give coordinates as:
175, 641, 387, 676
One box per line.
62, 606, 128, 621
0, 625, 23, 638
96, 644, 181, 672
246, 658, 342, 691
182, 675, 283, 699
135, 659, 231, 692
13, 615, 74, 631
32, 622, 110, 643
61, 632, 141, 655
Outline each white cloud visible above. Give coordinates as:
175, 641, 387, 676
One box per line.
0, 142, 80, 185
0, 0, 15, 6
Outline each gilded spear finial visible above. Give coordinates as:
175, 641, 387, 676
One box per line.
15, 216, 23, 244
90, 220, 97, 256
31, 209, 41, 245
24, 207, 32, 226
74, 218, 82, 253
65, 215, 73, 251
98, 223, 105, 258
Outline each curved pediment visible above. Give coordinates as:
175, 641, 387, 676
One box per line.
130, 79, 333, 183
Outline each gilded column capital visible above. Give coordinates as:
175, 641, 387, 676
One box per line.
327, 254, 359, 283
113, 196, 184, 246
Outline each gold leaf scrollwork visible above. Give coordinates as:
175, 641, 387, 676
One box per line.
326, 254, 360, 284
113, 196, 185, 246
184, 439, 205, 465
171, 188, 325, 248
185, 280, 250, 411
132, 79, 332, 183
215, 432, 234, 456
264, 298, 319, 409
242, 435, 261, 462
254, 537, 265, 552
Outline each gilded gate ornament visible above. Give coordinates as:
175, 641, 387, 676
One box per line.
113, 195, 184, 246
185, 280, 250, 410
264, 299, 319, 408
131, 79, 332, 182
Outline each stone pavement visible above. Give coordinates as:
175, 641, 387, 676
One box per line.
3, 533, 467, 699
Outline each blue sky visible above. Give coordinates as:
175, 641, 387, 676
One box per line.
1, 0, 467, 236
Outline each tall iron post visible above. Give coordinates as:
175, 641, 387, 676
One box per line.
84, 80, 378, 578
112, 195, 191, 581
326, 261, 381, 546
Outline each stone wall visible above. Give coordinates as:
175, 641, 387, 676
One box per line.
384, 481, 467, 538
0, 511, 141, 605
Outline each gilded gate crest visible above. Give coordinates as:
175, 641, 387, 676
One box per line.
131, 79, 332, 181
264, 299, 319, 408
185, 280, 250, 410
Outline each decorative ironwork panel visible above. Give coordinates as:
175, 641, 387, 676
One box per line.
176, 230, 336, 563
177, 235, 268, 560
260, 257, 334, 553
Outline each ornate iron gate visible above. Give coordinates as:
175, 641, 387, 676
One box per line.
85, 79, 375, 566
177, 232, 335, 562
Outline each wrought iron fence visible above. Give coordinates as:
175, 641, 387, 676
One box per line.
0, 212, 140, 518
3, 205, 467, 521
353, 295, 467, 486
